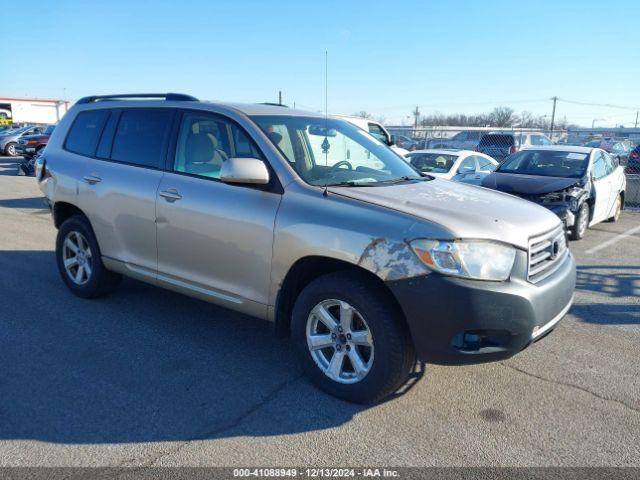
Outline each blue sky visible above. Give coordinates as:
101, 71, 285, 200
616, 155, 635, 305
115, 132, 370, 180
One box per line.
3, 0, 639, 126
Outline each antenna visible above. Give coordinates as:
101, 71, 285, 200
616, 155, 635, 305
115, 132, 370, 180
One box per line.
323, 50, 329, 196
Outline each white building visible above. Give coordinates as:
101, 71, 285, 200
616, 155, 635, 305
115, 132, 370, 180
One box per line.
0, 97, 70, 125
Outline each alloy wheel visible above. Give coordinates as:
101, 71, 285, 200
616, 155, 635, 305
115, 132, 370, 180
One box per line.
6, 144, 16, 156
578, 206, 588, 237
62, 231, 93, 285
306, 299, 374, 384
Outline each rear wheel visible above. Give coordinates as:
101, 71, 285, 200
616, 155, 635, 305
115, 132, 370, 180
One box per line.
570, 202, 589, 241
607, 195, 622, 223
56, 215, 122, 298
291, 271, 414, 404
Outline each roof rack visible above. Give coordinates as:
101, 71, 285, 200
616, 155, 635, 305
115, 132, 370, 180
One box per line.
259, 102, 289, 108
75, 93, 198, 104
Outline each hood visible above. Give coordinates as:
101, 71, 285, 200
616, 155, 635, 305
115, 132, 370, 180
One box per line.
482, 172, 579, 195
329, 179, 561, 250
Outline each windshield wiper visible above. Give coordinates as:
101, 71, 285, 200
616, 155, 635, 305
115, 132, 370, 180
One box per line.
372, 176, 426, 185
323, 181, 378, 187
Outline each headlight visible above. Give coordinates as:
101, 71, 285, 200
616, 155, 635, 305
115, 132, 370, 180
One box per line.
410, 239, 517, 281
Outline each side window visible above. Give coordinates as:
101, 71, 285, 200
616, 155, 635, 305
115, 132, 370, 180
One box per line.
454, 132, 467, 142
476, 156, 496, 171
111, 109, 173, 168
367, 123, 388, 143
592, 153, 608, 180
530, 135, 543, 146
232, 124, 261, 158
603, 152, 616, 174
174, 112, 263, 179
65, 110, 110, 156
458, 156, 476, 173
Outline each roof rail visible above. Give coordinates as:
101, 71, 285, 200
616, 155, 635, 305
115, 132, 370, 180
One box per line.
75, 93, 198, 104
259, 102, 289, 108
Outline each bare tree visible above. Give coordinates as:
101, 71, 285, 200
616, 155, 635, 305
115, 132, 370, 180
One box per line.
489, 107, 516, 127
354, 111, 372, 119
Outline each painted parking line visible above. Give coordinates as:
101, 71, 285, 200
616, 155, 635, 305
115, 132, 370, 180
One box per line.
585, 224, 640, 254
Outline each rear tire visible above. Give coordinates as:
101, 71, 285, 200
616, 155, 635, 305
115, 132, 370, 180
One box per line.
291, 271, 414, 404
570, 202, 589, 241
56, 215, 122, 298
606, 195, 622, 223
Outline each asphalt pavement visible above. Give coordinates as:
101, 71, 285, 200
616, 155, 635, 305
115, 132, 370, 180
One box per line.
0, 155, 638, 467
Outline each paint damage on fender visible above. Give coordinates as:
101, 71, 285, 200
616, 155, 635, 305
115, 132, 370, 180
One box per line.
358, 237, 428, 281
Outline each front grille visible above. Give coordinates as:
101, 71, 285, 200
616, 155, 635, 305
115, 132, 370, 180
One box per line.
528, 225, 568, 283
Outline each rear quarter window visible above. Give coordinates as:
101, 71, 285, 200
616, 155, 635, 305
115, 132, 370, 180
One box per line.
64, 110, 110, 156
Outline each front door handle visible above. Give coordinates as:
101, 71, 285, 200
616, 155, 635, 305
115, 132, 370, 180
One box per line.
82, 174, 102, 185
159, 189, 182, 202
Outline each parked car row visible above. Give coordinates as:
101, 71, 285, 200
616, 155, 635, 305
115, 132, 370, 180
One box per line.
0, 124, 55, 157
404, 145, 626, 241
35, 93, 577, 404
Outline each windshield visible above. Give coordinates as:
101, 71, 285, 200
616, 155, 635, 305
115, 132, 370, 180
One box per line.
251, 116, 423, 186
3, 126, 29, 135
407, 153, 457, 173
497, 150, 589, 178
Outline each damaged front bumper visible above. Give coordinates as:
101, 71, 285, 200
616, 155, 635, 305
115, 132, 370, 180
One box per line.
385, 249, 576, 364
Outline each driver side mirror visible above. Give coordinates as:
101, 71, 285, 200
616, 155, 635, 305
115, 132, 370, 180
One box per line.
220, 158, 270, 185
388, 134, 396, 147
458, 165, 475, 175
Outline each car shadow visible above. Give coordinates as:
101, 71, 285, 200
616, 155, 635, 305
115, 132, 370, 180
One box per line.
570, 303, 640, 325
0, 250, 422, 445
576, 265, 640, 298
0, 196, 48, 209
0, 156, 19, 176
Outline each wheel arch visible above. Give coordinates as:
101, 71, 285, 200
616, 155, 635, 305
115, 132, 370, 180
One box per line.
52, 202, 87, 229
274, 255, 408, 339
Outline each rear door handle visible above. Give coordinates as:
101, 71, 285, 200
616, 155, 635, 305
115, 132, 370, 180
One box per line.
83, 174, 102, 185
159, 189, 182, 202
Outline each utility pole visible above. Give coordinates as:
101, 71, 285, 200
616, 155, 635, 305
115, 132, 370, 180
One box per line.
549, 96, 558, 140
278, 91, 282, 106
635, 111, 639, 129
412, 106, 420, 130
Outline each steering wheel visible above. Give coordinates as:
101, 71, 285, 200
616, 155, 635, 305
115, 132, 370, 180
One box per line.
330, 160, 353, 171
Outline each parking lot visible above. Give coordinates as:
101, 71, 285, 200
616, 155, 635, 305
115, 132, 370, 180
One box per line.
0, 153, 638, 467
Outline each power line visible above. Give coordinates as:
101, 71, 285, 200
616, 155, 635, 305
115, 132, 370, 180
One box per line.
557, 98, 640, 111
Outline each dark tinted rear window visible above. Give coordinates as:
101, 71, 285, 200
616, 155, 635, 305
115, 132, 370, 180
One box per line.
110, 109, 173, 168
65, 110, 110, 156
479, 134, 514, 147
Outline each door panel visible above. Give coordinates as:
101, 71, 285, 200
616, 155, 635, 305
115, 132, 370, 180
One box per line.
78, 158, 163, 275
156, 173, 281, 306
155, 110, 282, 311
590, 152, 611, 224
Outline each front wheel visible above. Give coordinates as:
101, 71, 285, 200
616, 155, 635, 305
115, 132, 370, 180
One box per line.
291, 271, 415, 404
570, 202, 589, 241
5, 142, 17, 156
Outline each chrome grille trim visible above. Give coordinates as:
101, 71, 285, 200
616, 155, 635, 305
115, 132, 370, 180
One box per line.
528, 225, 568, 283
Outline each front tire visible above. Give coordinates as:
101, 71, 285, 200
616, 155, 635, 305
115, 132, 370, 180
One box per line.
570, 202, 589, 241
56, 215, 122, 298
291, 271, 414, 404
5, 142, 17, 156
